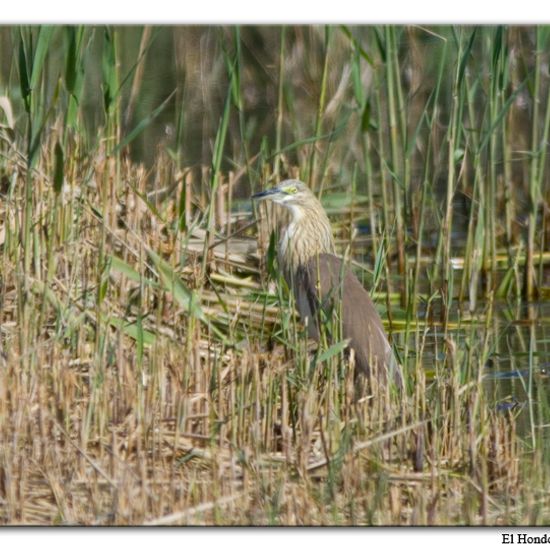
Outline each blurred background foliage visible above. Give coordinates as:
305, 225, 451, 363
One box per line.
0, 25, 540, 182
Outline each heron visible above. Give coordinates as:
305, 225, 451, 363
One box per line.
252, 179, 402, 388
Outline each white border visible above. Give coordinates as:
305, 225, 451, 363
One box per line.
0, 528, 526, 550
0, 3, 547, 548
1, 1, 550, 24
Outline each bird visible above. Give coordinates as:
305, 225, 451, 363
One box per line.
252, 179, 402, 388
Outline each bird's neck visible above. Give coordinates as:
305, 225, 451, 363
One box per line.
278, 202, 335, 281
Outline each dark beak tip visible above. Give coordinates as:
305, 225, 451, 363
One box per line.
251, 188, 277, 200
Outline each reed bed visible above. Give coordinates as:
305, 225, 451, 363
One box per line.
0, 25, 550, 525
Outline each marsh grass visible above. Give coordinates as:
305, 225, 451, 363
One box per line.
0, 25, 550, 525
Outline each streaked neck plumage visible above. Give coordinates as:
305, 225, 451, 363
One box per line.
278, 198, 335, 283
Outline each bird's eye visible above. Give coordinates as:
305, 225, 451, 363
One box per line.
285, 186, 297, 194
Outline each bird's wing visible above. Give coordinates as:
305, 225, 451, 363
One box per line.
302, 253, 401, 386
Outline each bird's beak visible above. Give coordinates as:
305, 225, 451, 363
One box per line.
251, 187, 281, 201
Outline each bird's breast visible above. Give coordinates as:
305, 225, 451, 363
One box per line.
278, 222, 296, 269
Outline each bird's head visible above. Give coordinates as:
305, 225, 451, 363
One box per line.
252, 178, 335, 267
251, 180, 314, 209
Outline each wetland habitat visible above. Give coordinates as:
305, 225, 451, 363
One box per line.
1, 25, 550, 525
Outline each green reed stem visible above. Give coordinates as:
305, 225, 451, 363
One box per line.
308, 26, 331, 191
274, 26, 286, 179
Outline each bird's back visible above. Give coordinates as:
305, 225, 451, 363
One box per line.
295, 253, 402, 387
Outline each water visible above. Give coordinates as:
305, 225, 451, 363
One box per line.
406, 298, 550, 439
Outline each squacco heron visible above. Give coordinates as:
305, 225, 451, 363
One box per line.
253, 179, 402, 387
